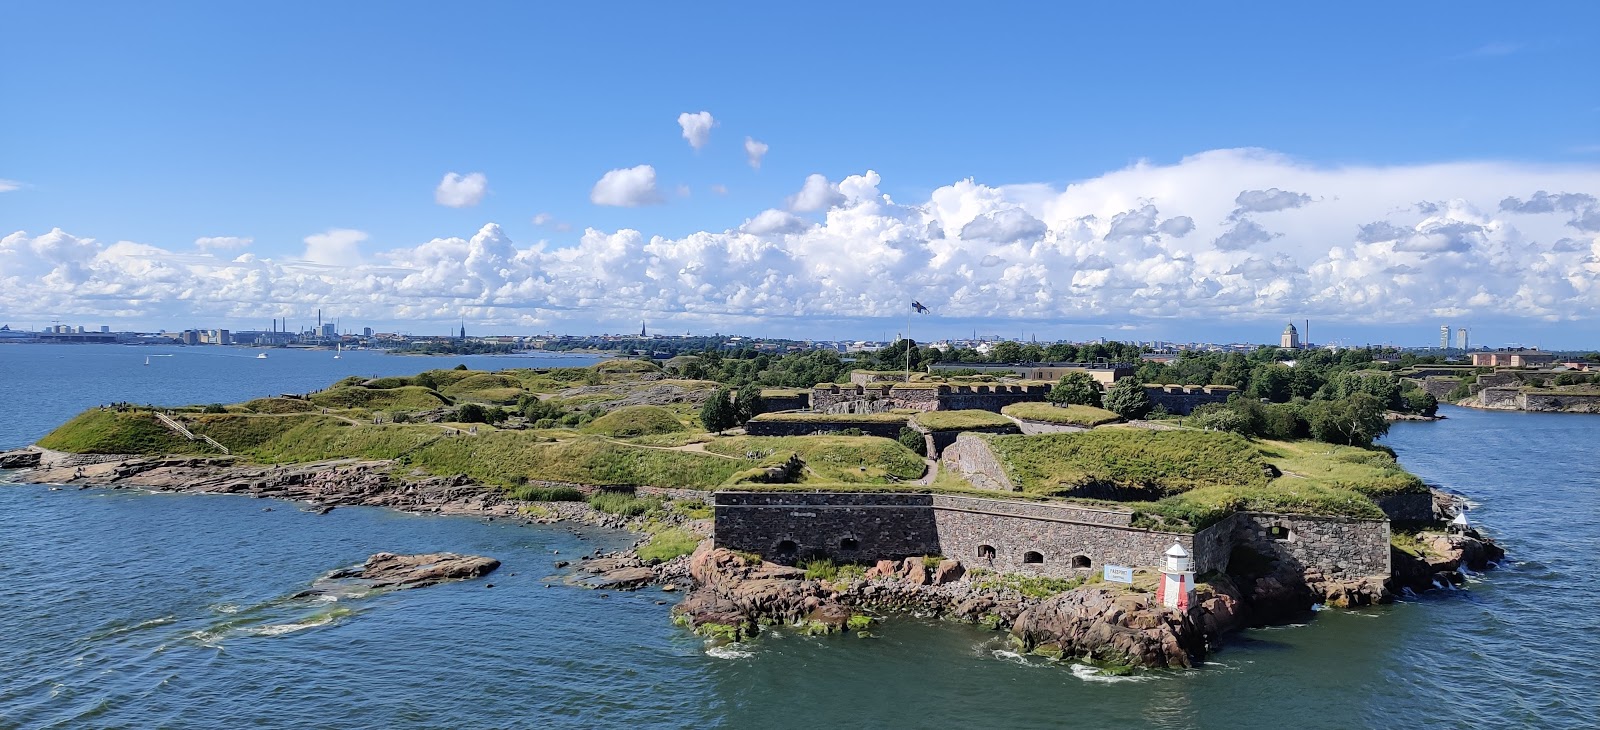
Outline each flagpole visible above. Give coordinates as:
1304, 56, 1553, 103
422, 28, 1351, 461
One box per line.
905, 306, 913, 382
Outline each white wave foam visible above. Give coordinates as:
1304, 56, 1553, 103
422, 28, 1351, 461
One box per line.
1070, 663, 1149, 683
990, 649, 1034, 666
705, 643, 756, 660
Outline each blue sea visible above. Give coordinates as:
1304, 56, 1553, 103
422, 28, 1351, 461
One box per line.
2, 344, 1597, 728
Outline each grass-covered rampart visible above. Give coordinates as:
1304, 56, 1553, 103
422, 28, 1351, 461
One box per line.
909, 410, 1013, 431
1001, 402, 1123, 427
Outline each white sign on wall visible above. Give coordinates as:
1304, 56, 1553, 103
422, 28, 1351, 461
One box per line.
1103, 565, 1134, 584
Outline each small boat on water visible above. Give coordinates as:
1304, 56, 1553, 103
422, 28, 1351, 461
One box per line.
144, 356, 150, 366
257, 352, 268, 359
333, 343, 342, 360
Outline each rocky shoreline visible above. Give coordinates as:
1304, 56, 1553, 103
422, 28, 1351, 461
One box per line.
0, 445, 1504, 671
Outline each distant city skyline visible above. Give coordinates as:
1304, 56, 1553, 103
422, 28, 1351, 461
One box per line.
3, 4, 1599, 347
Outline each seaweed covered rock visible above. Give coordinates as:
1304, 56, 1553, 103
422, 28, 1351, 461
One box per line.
1010, 588, 1204, 669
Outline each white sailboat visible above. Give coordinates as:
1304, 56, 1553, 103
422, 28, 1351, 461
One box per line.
333, 342, 342, 360
144, 356, 150, 366
257, 352, 268, 359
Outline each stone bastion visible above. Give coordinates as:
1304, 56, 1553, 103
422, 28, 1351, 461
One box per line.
712, 492, 1389, 581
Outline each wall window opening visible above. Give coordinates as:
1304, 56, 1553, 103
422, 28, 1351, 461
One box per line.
1269, 526, 1292, 542
775, 540, 798, 557
1072, 555, 1091, 569
1023, 551, 1044, 564
840, 537, 860, 551
978, 545, 996, 561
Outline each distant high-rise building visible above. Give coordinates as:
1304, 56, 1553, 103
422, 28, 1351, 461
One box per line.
321, 323, 336, 338
362, 327, 373, 337
1280, 323, 1300, 349
1440, 324, 1450, 350
1456, 327, 1469, 352
459, 320, 466, 340
99, 325, 110, 333
640, 320, 647, 337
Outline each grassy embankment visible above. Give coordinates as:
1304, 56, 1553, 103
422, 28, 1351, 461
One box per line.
1000, 402, 1123, 427
909, 410, 1013, 431
980, 429, 1412, 529
704, 435, 926, 483
746, 412, 910, 425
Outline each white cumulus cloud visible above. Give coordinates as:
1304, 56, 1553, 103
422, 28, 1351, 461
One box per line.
591, 165, 663, 207
435, 172, 488, 208
0, 179, 21, 193
744, 137, 769, 169
788, 174, 844, 212
678, 111, 715, 151
302, 228, 368, 266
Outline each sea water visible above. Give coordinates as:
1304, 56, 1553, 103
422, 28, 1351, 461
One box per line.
2, 344, 1597, 728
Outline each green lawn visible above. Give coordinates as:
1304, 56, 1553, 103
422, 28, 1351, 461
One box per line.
986, 429, 1270, 497
910, 410, 1013, 431
1002, 402, 1122, 427
704, 435, 925, 483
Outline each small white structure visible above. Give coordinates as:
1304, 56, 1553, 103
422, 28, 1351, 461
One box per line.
1157, 543, 1195, 610
1448, 511, 1470, 534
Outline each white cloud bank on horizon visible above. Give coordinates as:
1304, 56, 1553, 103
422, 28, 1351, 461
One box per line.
4, 148, 1600, 332
435, 172, 488, 207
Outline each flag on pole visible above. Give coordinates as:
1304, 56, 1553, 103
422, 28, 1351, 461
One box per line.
911, 300, 929, 314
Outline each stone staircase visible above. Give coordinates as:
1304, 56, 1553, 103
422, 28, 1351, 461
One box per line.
154, 412, 231, 455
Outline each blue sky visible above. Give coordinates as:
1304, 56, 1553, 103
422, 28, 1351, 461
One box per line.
4, 2, 1600, 347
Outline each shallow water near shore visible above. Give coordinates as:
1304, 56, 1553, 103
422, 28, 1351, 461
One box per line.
3, 345, 1599, 728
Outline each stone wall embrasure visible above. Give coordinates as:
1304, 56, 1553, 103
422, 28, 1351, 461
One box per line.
713, 491, 1214, 578
712, 495, 1392, 580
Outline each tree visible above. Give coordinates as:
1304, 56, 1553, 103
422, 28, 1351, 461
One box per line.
699, 387, 739, 432
1047, 371, 1103, 407
1248, 364, 1293, 402
1304, 393, 1389, 447
1403, 389, 1439, 417
733, 383, 766, 423
455, 403, 488, 423
990, 341, 1025, 363
1102, 377, 1153, 420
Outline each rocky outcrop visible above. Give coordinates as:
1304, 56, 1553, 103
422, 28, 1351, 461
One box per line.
351, 552, 500, 589
0, 449, 42, 469
675, 545, 1209, 668
1010, 590, 1203, 669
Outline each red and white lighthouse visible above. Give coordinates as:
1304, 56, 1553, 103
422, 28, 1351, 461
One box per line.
1156, 543, 1195, 610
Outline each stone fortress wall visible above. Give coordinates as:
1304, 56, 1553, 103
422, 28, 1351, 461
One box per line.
811, 383, 1049, 414
743, 418, 907, 439
713, 491, 1390, 581
1143, 385, 1237, 415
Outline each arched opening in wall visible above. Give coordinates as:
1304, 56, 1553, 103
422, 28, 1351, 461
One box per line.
977, 545, 996, 561
775, 540, 798, 559
1071, 555, 1091, 569
1022, 551, 1044, 564
840, 537, 860, 551
1269, 525, 1293, 542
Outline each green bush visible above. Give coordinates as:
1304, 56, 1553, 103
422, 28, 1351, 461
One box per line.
588, 491, 666, 517
509, 484, 585, 501
898, 427, 928, 456
802, 558, 839, 581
